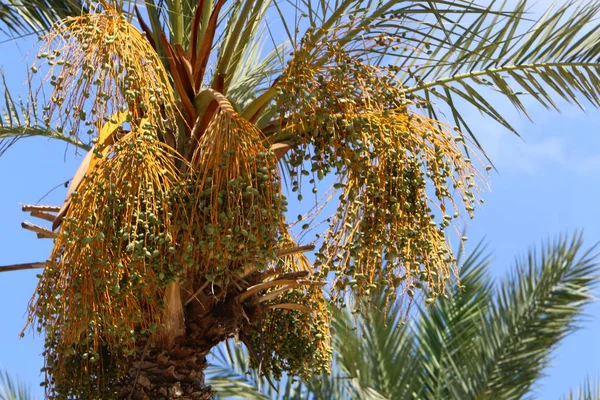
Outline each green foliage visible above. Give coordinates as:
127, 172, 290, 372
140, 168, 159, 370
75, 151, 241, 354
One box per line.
403, 1, 600, 146
0, 0, 85, 36
209, 234, 600, 400
0, 370, 33, 400
561, 377, 600, 400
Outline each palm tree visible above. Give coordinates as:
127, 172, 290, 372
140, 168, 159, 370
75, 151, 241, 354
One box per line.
1, 0, 600, 398
208, 234, 600, 400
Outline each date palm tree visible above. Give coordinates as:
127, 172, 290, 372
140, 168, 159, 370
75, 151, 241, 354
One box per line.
208, 234, 600, 400
2, 0, 600, 398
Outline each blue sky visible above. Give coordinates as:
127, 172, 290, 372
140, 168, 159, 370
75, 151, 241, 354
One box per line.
1, 0, 600, 398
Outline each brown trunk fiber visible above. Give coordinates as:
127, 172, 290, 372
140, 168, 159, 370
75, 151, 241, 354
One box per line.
115, 337, 214, 400
114, 276, 266, 399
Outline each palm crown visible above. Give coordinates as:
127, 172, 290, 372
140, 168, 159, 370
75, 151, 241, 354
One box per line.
2, 0, 600, 398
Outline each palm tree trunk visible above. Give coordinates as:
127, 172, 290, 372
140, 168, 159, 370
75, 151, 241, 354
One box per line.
115, 279, 264, 399
115, 338, 214, 399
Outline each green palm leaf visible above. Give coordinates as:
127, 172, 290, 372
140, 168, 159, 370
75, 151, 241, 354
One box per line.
413, 242, 495, 399
0, 71, 89, 157
0, 0, 85, 36
561, 377, 600, 400
0, 370, 33, 400
470, 234, 599, 399
210, 235, 600, 400
207, 340, 300, 400
402, 1, 600, 145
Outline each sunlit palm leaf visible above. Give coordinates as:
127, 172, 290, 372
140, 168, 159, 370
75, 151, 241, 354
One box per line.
0, 0, 85, 36
0, 370, 33, 400
413, 242, 495, 399
561, 377, 600, 400
402, 1, 600, 146
212, 235, 599, 400
0, 71, 89, 156
208, 340, 295, 400
469, 234, 598, 399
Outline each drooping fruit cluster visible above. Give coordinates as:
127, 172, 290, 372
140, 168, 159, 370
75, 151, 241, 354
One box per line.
277, 30, 484, 304
26, 7, 294, 396
246, 284, 331, 380
33, 6, 177, 142
176, 98, 288, 286
33, 126, 181, 396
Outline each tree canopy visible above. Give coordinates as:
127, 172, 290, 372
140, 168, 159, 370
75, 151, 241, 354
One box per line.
1, 0, 600, 397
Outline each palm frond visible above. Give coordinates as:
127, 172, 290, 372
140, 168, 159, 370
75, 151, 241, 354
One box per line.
350, 303, 416, 399
210, 235, 600, 400
402, 1, 600, 144
238, 0, 514, 119
0, 0, 85, 37
208, 375, 271, 400
471, 234, 599, 399
214, 0, 274, 93
0, 370, 33, 400
0, 71, 90, 157
293, 368, 351, 400
561, 376, 600, 400
207, 340, 291, 400
227, 41, 285, 113
301, 0, 506, 49
413, 242, 495, 399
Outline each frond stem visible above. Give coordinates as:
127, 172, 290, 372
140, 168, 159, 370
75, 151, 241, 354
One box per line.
0, 262, 46, 273
405, 62, 600, 95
